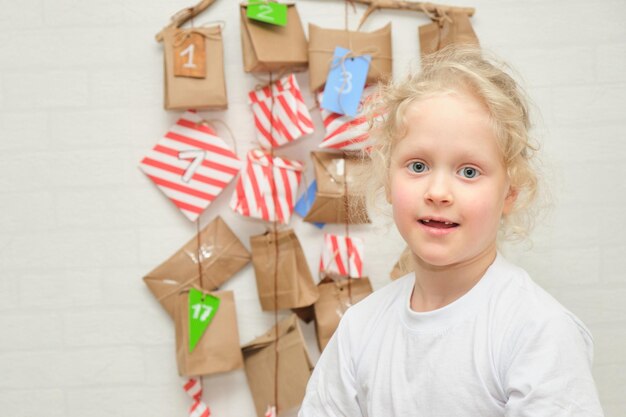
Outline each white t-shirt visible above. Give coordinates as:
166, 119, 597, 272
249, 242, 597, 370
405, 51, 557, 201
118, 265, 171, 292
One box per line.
299, 253, 604, 417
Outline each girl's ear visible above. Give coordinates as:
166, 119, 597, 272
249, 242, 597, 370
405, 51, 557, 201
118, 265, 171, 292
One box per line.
502, 186, 518, 215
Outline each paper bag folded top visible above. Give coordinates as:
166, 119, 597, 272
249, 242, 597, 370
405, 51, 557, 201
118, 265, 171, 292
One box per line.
163, 26, 228, 110
418, 12, 479, 58
242, 315, 313, 417
143, 216, 251, 318
308, 23, 392, 92
314, 277, 373, 351
240, 3, 308, 73
175, 289, 244, 376
304, 151, 370, 224
250, 228, 319, 311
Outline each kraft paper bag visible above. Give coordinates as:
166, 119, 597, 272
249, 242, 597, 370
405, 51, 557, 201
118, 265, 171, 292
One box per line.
304, 151, 370, 224
143, 216, 251, 318
418, 12, 479, 58
162, 26, 228, 110
242, 315, 313, 417
314, 277, 373, 351
240, 3, 308, 73
308, 23, 392, 92
175, 289, 244, 376
390, 246, 415, 280
250, 229, 319, 311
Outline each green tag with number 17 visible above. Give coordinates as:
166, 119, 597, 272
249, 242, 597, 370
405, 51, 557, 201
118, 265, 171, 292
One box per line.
247, 2, 287, 26
188, 288, 220, 353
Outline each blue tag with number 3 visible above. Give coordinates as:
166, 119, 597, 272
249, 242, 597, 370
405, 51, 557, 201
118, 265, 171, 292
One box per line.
321, 46, 371, 117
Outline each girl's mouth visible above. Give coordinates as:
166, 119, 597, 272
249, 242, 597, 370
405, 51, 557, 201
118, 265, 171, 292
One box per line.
419, 219, 459, 229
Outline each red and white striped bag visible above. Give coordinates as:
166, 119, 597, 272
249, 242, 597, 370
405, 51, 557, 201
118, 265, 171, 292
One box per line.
319, 233, 364, 278
183, 377, 211, 417
317, 86, 376, 151
230, 149, 303, 224
248, 74, 314, 149
139, 111, 242, 222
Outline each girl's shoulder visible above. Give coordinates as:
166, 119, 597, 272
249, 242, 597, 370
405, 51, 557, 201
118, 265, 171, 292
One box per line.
488, 255, 594, 352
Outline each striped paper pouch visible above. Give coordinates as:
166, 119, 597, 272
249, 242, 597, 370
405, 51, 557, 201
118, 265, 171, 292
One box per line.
248, 74, 314, 148
319, 233, 364, 279
317, 86, 375, 151
139, 111, 242, 221
229, 149, 303, 224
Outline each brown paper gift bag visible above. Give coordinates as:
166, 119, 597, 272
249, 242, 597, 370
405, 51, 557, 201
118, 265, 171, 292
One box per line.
304, 151, 370, 224
250, 229, 319, 311
308, 22, 393, 92
174, 289, 244, 376
418, 11, 479, 58
143, 216, 251, 318
242, 315, 313, 417
163, 25, 228, 110
314, 277, 373, 351
390, 246, 415, 280
240, 3, 308, 73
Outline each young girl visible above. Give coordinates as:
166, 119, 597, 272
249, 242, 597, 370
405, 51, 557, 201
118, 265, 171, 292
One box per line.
299, 46, 604, 416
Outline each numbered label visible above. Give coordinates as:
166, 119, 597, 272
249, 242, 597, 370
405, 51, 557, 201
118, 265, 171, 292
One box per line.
321, 47, 371, 117
188, 288, 220, 353
180, 44, 197, 68
173, 31, 207, 79
246, 2, 287, 26
334, 70, 353, 95
178, 149, 207, 183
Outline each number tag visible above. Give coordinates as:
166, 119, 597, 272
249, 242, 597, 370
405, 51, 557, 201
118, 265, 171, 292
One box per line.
188, 288, 220, 353
246, 2, 288, 26
321, 46, 371, 117
178, 149, 207, 183
173, 31, 207, 79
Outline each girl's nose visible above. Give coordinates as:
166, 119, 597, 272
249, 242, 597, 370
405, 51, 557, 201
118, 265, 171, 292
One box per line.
424, 173, 453, 206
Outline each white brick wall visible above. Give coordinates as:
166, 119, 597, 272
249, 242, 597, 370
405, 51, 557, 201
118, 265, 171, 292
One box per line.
1, 0, 624, 416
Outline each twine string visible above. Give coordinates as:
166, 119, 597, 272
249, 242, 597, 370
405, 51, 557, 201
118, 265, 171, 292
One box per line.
265, 70, 280, 414
196, 219, 204, 289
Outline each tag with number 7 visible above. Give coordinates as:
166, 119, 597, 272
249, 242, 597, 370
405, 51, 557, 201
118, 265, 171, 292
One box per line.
188, 288, 220, 353
247, 1, 288, 26
321, 46, 371, 117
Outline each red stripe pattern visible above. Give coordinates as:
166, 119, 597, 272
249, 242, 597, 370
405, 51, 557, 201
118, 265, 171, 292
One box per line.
317, 86, 376, 151
183, 378, 210, 417
319, 233, 364, 278
138, 111, 242, 221
248, 74, 314, 149
229, 149, 303, 224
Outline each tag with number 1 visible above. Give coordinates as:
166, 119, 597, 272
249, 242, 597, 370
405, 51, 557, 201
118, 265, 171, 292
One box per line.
173, 31, 207, 79
247, 2, 287, 26
321, 46, 371, 117
188, 288, 220, 353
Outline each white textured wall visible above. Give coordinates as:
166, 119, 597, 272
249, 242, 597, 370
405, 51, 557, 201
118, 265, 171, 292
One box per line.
1, 0, 625, 416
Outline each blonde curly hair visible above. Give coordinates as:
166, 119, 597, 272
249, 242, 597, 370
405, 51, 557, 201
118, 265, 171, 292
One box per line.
363, 45, 543, 240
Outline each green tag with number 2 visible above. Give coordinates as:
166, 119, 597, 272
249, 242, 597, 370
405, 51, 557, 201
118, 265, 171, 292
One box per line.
188, 288, 220, 353
246, 2, 287, 26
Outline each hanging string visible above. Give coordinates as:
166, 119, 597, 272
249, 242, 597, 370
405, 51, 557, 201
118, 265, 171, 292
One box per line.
196, 218, 204, 289
266, 70, 281, 414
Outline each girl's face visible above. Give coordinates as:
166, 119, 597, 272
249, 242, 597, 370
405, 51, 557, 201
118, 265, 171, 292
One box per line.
387, 90, 517, 268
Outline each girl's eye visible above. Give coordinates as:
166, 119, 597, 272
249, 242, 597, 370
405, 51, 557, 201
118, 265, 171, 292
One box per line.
458, 166, 480, 179
408, 161, 428, 174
